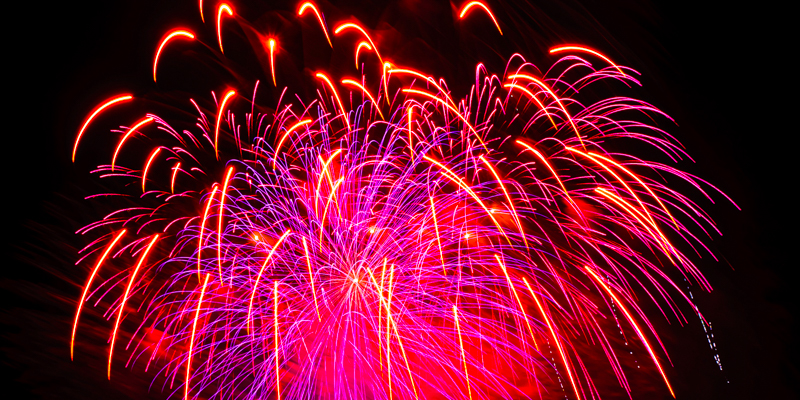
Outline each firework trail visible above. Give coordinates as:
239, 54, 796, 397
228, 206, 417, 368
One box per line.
68, 1, 736, 399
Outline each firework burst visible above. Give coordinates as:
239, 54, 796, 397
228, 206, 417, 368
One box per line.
69, 1, 736, 399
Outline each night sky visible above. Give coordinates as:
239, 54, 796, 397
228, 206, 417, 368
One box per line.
4, 0, 795, 398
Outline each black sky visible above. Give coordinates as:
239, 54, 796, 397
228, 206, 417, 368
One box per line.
4, 0, 795, 399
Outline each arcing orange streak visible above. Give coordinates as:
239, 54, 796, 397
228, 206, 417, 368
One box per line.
214, 90, 237, 160
586, 150, 678, 229
515, 140, 581, 215
402, 88, 486, 150
388, 68, 456, 108
185, 273, 211, 400
108, 234, 159, 380
274, 119, 313, 168
73, 95, 133, 162
297, 2, 331, 47
142, 147, 162, 192
198, 185, 219, 281
268, 38, 277, 86
153, 30, 195, 82
423, 155, 510, 243
315, 73, 351, 131
495, 255, 537, 349
566, 146, 665, 230
458, 1, 503, 35
354, 41, 371, 68
452, 305, 472, 400
217, 166, 235, 280
585, 266, 675, 397
549, 45, 626, 76
247, 229, 291, 333
479, 155, 528, 247
364, 265, 418, 400
341, 79, 384, 119
112, 117, 154, 171
170, 162, 181, 193
594, 187, 677, 263
507, 73, 582, 146
216, 3, 234, 53
333, 22, 383, 66
71, 229, 127, 360
524, 277, 582, 400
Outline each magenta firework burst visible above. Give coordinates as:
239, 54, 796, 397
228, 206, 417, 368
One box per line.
68, 1, 736, 399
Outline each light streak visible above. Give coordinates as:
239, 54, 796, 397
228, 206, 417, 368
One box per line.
315, 72, 351, 131
458, 1, 503, 35
298, 2, 332, 47
71, 229, 127, 360
107, 234, 159, 380
112, 117, 154, 172
268, 38, 277, 86
214, 90, 237, 160
217, 166, 235, 279
274, 119, 313, 167
73, 95, 133, 162
68, 4, 734, 398
217, 3, 234, 54
153, 30, 195, 82
585, 266, 675, 398
142, 147, 162, 192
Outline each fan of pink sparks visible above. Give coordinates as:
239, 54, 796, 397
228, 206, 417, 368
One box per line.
69, 1, 736, 399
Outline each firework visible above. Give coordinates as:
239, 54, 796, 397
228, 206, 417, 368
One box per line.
68, 1, 736, 399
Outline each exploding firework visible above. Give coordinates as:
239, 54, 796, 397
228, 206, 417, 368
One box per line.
68, 1, 736, 399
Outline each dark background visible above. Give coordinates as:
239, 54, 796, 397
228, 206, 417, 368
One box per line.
4, 0, 795, 398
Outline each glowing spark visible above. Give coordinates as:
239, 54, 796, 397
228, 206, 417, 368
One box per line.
526, 278, 582, 400
198, 185, 219, 280
217, 167, 235, 279
216, 3, 234, 54
458, 1, 503, 35
71, 230, 127, 360
73, 95, 133, 162
585, 266, 675, 397
268, 38, 277, 86
108, 234, 159, 380
334, 22, 384, 66
142, 147, 162, 192
112, 117, 154, 172
214, 90, 237, 160
297, 2, 331, 47
315, 72, 351, 131
153, 30, 195, 82
341, 78, 384, 119
170, 162, 181, 193
274, 119, 313, 168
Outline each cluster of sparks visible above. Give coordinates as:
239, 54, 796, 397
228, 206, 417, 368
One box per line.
69, 1, 735, 399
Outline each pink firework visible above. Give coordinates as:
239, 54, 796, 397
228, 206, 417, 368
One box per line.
68, 1, 737, 399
